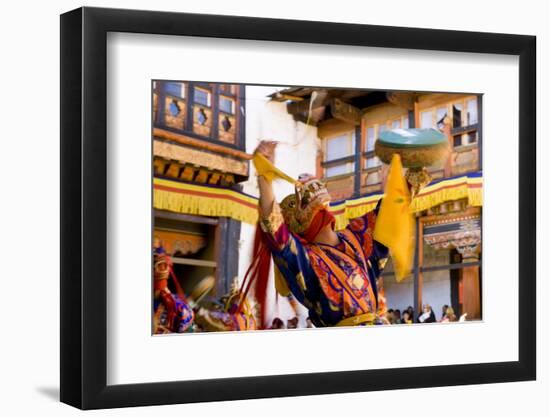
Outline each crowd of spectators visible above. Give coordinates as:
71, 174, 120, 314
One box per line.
385, 304, 465, 324
267, 303, 466, 329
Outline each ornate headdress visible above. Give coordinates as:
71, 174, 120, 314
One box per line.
194, 278, 257, 332
153, 247, 171, 291
280, 175, 332, 235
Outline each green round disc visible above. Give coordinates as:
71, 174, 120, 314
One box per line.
378, 128, 447, 148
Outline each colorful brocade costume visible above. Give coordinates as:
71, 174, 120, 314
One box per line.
153, 295, 195, 334
152, 247, 194, 334
194, 279, 258, 332
260, 202, 389, 327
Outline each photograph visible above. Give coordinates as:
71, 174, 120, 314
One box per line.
151, 81, 483, 334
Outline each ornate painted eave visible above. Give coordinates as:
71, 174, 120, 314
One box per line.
153, 128, 251, 185
423, 214, 482, 259
269, 87, 389, 126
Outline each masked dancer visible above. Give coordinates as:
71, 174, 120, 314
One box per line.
244, 140, 410, 327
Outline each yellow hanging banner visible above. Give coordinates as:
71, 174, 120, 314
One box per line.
373, 154, 415, 281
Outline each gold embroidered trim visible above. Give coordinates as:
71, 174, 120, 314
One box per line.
259, 201, 284, 236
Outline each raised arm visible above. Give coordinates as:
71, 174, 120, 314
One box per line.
253, 141, 316, 305
255, 140, 278, 216
258, 175, 277, 219
254, 141, 289, 247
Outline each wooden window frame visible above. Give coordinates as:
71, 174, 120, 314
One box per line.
164, 81, 187, 100
449, 96, 480, 148
322, 130, 356, 179
219, 94, 236, 115
154, 81, 246, 151
194, 85, 212, 107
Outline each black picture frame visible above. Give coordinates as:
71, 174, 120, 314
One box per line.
60, 6, 536, 410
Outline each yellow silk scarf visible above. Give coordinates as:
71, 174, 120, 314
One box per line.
253, 152, 297, 185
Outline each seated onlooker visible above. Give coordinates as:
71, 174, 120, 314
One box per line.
287, 317, 299, 329
386, 309, 396, 324
405, 306, 415, 322
441, 306, 457, 323
269, 317, 285, 329
393, 309, 402, 324
402, 310, 413, 324
441, 304, 449, 321
418, 304, 436, 323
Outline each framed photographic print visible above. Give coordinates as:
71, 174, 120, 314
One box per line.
60, 6, 536, 410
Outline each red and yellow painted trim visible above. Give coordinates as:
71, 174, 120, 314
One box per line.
153, 178, 259, 225
329, 173, 482, 230
410, 173, 482, 213
154, 173, 483, 229
329, 195, 380, 231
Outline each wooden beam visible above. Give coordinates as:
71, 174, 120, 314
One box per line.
318, 118, 355, 138
414, 101, 420, 130
153, 158, 168, 176
208, 171, 222, 185
154, 209, 219, 225
461, 259, 481, 320
171, 258, 217, 268
442, 115, 453, 177
330, 98, 361, 125
165, 162, 182, 178
477, 95, 483, 171
408, 110, 415, 128
179, 165, 195, 182
154, 127, 253, 160
321, 155, 355, 168
386, 92, 417, 111
286, 90, 329, 115
222, 174, 235, 186
270, 92, 306, 102
353, 124, 362, 197
310, 107, 327, 124
215, 217, 241, 295
194, 168, 209, 183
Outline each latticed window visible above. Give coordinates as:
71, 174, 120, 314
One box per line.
324, 131, 356, 178
153, 81, 244, 149
165, 82, 186, 98
194, 87, 211, 107
219, 96, 235, 114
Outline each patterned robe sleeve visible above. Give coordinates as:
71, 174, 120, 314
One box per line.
346, 200, 390, 316
258, 202, 319, 311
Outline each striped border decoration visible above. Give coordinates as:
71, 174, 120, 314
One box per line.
153, 172, 483, 229
153, 177, 259, 225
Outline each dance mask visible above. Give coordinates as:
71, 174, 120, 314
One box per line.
280, 174, 332, 236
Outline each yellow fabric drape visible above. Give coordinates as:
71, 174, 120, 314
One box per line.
253, 152, 297, 185
373, 154, 415, 281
